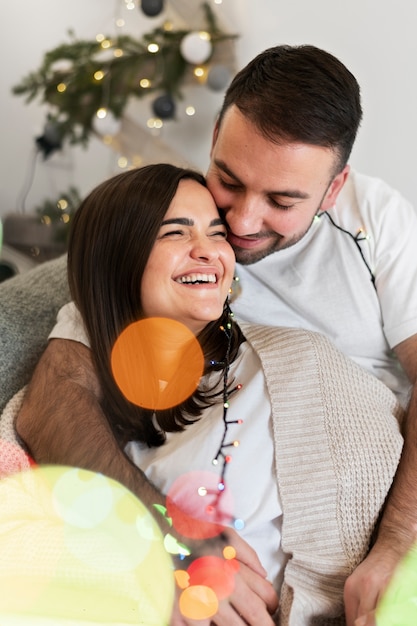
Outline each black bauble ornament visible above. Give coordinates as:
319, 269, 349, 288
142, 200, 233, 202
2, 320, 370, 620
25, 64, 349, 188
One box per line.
152, 94, 176, 120
140, 0, 164, 17
35, 120, 63, 159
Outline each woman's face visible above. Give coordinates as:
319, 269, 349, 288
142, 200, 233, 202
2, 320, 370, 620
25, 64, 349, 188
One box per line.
141, 179, 236, 334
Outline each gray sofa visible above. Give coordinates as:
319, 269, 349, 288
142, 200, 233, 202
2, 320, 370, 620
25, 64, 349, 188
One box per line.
0, 254, 70, 412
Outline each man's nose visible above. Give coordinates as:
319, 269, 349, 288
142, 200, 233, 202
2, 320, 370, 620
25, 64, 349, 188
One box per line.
223, 196, 264, 236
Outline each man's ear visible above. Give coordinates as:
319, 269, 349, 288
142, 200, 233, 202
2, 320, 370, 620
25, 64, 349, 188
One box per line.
321, 165, 350, 211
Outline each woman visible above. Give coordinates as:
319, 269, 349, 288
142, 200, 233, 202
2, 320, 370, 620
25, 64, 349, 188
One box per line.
2, 164, 404, 625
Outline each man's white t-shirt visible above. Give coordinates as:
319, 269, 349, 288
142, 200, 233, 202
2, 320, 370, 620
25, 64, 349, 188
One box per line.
231, 170, 417, 407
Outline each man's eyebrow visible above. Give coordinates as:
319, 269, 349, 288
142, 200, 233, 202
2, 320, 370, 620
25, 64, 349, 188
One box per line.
215, 158, 310, 200
160, 217, 225, 226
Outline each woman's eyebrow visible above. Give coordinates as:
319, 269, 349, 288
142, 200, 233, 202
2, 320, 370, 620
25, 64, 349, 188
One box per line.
161, 217, 225, 226
161, 217, 193, 226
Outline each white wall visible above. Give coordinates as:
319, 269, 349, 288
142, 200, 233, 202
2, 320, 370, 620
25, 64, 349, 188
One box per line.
1, 0, 416, 220
234, 0, 417, 208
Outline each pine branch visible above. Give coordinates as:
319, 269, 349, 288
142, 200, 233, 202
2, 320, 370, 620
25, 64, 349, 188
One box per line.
12, 5, 238, 148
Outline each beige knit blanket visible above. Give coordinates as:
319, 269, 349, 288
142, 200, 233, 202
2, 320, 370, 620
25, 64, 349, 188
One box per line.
242, 324, 404, 625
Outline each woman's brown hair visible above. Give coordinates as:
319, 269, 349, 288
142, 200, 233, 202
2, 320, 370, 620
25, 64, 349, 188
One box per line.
68, 163, 243, 446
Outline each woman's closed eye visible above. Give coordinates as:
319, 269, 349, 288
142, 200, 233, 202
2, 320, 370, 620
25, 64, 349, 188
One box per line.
210, 229, 228, 239
159, 229, 186, 238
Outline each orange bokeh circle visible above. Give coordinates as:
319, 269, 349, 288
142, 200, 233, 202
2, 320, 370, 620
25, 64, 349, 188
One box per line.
187, 556, 237, 600
111, 317, 204, 410
179, 585, 218, 620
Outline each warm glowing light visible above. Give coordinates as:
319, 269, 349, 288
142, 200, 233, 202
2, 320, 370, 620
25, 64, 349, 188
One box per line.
0, 466, 174, 622
199, 31, 211, 41
186, 106, 196, 116
116, 18, 125, 27
175, 570, 190, 590
56, 83, 66, 92
94, 70, 104, 81
96, 33, 105, 42
187, 556, 236, 599
223, 546, 236, 560
41, 215, 52, 225
126, 1, 135, 9
147, 117, 163, 129
57, 199, 68, 210
179, 586, 218, 620
114, 48, 124, 58
164, 21, 173, 31
61, 214, 70, 224
140, 78, 151, 88
166, 471, 235, 539
101, 39, 111, 49
111, 318, 204, 410
147, 43, 159, 53
132, 155, 143, 167
96, 107, 108, 119
194, 67, 205, 77
118, 156, 128, 168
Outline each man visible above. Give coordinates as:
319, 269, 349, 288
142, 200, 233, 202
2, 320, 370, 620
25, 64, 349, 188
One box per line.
12, 45, 417, 625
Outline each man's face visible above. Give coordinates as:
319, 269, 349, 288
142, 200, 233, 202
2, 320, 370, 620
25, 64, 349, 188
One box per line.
206, 106, 349, 265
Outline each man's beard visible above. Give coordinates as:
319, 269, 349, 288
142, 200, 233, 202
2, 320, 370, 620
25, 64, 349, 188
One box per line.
232, 219, 315, 265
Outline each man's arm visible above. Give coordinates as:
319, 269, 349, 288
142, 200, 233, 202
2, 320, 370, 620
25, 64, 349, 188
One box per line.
16, 338, 278, 626
344, 333, 417, 626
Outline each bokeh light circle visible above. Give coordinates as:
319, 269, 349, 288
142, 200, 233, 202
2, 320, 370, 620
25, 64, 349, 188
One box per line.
111, 317, 204, 410
52, 467, 114, 529
0, 465, 174, 623
167, 470, 235, 539
187, 556, 236, 600
179, 585, 218, 620
376, 541, 417, 625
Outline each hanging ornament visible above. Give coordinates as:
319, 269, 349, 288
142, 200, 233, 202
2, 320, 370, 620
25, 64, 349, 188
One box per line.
92, 110, 122, 137
140, 0, 164, 17
207, 64, 232, 92
35, 120, 63, 159
152, 94, 176, 120
180, 32, 212, 65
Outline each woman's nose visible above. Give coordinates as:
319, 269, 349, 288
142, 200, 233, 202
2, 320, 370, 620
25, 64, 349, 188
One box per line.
190, 237, 219, 261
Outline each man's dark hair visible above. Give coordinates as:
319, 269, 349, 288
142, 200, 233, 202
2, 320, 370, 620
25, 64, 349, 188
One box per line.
218, 44, 362, 172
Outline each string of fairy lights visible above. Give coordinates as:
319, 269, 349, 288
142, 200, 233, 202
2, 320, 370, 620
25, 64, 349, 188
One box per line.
13, 0, 237, 160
